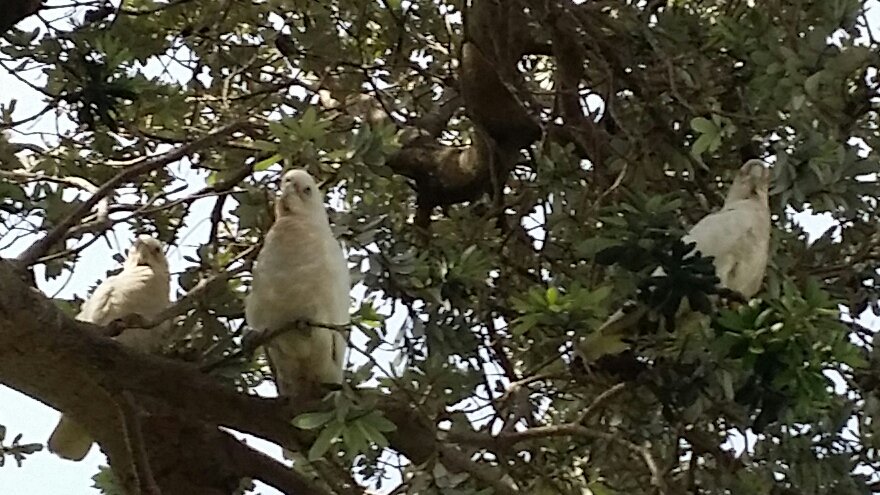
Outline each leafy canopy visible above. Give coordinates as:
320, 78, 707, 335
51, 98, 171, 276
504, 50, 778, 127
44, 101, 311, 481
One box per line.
1, 0, 880, 494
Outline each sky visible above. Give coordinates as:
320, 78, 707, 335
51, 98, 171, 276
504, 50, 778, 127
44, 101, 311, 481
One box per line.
1, 1, 880, 494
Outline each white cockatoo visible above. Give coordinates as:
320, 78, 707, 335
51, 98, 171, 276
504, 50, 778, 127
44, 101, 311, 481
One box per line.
245, 169, 350, 402
678, 158, 771, 298
579, 159, 771, 361
48, 235, 171, 461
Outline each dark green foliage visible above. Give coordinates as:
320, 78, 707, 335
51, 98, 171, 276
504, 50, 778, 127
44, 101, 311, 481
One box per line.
2, 0, 880, 493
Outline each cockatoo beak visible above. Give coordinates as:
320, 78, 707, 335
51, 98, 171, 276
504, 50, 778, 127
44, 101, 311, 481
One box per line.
737, 159, 769, 195
135, 241, 152, 266
292, 181, 316, 200
279, 179, 300, 200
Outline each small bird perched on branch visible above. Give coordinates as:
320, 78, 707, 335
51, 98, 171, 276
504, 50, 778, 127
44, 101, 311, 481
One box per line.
245, 169, 350, 402
48, 235, 171, 461
579, 159, 772, 361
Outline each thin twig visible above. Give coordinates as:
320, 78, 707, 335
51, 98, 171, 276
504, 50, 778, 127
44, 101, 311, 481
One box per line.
16, 121, 247, 267
200, 318, 351, 373
450, 422, 667, 494
577, 382, 626, 423
141, 245, 258, 330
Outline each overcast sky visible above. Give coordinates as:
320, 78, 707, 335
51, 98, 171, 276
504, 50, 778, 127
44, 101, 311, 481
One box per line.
2, 1, 880, 494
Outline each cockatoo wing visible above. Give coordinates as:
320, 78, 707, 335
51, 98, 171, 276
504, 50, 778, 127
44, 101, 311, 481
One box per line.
49, 264, 170, 461
683, 199, 769, 297
77, 267, 166, 325
246, 216, 350, 400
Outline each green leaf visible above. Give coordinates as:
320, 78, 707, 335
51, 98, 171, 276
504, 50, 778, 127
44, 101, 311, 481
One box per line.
342, 422, 369, 453
91, 466, 124, 495
691, 133, 715, 157
355, 420, 390, 449
250, 140, 279, 152
268, 121, 289, 140
292, 411, 334, 430
308, 420, 344, 461
511, 314, 541, 336
575, 237, 621, 258
588, 482, 617, 495
804, 72, 823, 97
577, 332, 631, 363
582, 285, 613, 307
545, 287, 559, 305
361, 411, 398, 433
253, 153, 284, 172
296, 106, 330, 142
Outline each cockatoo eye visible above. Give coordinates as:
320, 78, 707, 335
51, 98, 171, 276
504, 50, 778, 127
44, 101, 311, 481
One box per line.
302, 185, 313, 196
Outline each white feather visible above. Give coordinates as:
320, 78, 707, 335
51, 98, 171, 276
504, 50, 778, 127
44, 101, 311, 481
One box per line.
48, 235, 171, 461
245, 169, 350, 400
663, 158, 771, 297
585, 160, 772, 350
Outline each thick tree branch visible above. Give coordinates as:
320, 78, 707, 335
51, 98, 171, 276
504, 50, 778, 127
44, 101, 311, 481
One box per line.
406, 92, 463, 137
118, 391, 162, 495
0, 259, 308, 491
275, 1, 544, 227
0, 259, 514, 493
0, 0, 42, 33
221, 432, 335, 495
548, 11, 611, 168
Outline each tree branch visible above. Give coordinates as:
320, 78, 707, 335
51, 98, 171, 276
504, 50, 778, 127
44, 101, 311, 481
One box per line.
15, 121, 248, 267
0, 259, 513, 493
0, 0, 42, 33
221, 432, 335, 495
451, 422, 667, 494
438, 445, 520, 495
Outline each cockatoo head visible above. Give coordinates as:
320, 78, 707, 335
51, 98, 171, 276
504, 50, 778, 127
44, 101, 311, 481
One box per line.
125, 235, 169, 273
725, 159, 771, 204
276, 169, 325, 218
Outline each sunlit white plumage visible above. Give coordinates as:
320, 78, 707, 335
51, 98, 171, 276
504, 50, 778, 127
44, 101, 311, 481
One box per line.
48, 235, 171, 461
245, 169, 350, 401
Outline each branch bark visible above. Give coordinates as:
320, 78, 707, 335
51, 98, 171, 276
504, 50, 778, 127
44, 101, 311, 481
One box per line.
274, 0, 544, 228
386, 3, 543, 226
0, 0, 42, 33
0, 259, 513, 493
